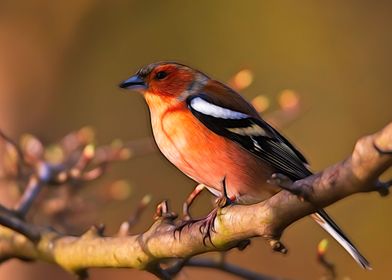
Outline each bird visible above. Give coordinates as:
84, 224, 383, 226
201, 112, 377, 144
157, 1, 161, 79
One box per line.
119, 61, 371, 269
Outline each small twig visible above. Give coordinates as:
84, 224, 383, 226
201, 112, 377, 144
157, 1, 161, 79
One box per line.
0, 128, 155, 224
0, 129, 25, 175
148, 264, 172, 280
267, 173, 312, 202
375, 179, 392, 196
117, 194, 152, 236
154, 200, 177, 220
267, 173, 294, 190
0, 205, 40, 241
14, 175, 43, 217
164, 258, 187, 276
166, 258, 278, 280
128, 195, 152, 227
93, 137, 157, 164
123, 137, 157, 158
317, 239, 336, 279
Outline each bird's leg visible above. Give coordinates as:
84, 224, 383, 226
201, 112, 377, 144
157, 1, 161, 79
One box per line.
173, 184, 207, 238
214, 176, 234, 208
182, 184, 206, 221
199, 177, 234, 246
174, 178, 234, 245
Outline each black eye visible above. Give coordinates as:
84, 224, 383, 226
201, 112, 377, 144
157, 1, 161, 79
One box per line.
155, 71, 168, 80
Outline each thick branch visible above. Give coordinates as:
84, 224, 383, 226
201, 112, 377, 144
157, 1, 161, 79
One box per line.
0, 122, 391, 276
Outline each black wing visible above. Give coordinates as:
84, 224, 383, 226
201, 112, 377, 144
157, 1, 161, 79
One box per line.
187, 94, 311, 180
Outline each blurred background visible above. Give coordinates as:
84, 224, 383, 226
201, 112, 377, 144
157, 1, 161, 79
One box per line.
0, 0, 391, 279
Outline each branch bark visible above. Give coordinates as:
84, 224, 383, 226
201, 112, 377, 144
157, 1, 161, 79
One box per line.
0, 122, 391, 278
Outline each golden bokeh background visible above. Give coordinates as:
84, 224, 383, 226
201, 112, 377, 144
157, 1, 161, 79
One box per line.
0, 1, 391, 279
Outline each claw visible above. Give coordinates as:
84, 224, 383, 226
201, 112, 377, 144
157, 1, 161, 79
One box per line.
199, 208, 219, 246
173, 208, 219, 245
173, 218, 194, 240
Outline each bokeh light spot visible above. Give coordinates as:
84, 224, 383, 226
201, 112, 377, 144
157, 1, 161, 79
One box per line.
251, 95, 270, 112
278, 89, 300, 109
109, 180, 132, 200
45, 145, 64, 163
232, 69, 253, 91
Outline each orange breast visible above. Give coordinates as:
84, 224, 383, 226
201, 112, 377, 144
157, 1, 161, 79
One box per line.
146, 94, 279, 203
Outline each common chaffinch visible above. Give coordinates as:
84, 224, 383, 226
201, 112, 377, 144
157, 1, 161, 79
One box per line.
120, 62, 370, 269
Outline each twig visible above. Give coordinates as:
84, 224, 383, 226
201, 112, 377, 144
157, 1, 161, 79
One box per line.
317, 239, 336, 280
14, 175, 43, 217
0, 129, 25, 175
0, 128, 155, 229
117, 194, 152, 236
165, 257, 280, 280
0, 205, 40, 242
185, 258, 281, 280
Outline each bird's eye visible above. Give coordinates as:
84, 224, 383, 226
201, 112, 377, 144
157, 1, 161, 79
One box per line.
155, 71, 168, 80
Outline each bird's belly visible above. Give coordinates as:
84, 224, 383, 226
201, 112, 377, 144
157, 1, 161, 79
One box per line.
152, 110, 279, 203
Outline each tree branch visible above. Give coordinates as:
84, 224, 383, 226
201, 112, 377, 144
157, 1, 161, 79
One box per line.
0, 122, 390, 278
0, 205, 41, 242
0, 128, 154, 239
166, 257, 281, 280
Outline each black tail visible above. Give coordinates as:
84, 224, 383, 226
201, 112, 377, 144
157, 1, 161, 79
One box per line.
311, 209, 371, 269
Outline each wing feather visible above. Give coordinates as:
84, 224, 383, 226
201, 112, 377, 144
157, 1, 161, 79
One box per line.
187, 94, 311, 180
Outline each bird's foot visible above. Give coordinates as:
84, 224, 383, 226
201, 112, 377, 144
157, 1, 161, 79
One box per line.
268, 173, 313, 202
174, 201, 233, 245
198, 192, 235, 245
214, 194, 233, 208
175, 177, 234, 244
173, 216, 199, 239
199, 207, 219, 246
198, 176, 234, 245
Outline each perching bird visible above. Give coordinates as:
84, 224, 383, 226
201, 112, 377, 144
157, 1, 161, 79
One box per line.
119, 61, 371, 269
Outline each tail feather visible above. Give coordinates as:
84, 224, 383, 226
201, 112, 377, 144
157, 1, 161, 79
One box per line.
312, 209, 372, 270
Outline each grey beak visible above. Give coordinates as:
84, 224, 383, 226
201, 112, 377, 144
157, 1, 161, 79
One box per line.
119, 75, 147, 90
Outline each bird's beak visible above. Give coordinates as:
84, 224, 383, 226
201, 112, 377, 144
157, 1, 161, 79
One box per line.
119, 75, 147, 90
